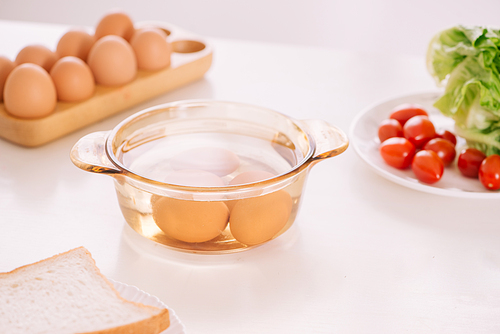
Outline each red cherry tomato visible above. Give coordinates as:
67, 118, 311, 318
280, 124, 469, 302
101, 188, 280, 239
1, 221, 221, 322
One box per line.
457, 148, 486, 178
379, 137, 416, 169
436, 129, 457, 146
479, 154, 500, 190
378, 119, 403, 143
403, 115, 436, 148
411, 150, 444, 184
389, 104, 428, 126
423, 138, 456, 166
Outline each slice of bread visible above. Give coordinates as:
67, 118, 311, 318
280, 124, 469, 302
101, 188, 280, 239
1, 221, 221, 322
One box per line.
0, 247, 170, 334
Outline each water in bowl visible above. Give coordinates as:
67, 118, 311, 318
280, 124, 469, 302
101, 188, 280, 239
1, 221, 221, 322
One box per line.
114, 131, 308, 253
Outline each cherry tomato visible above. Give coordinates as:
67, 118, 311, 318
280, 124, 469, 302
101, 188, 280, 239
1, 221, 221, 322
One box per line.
389, 104, 428, 126
436, 129, 457, 146
411, 150, 444, 184
423, 138, 456, 166
378, 119, 403, 143
457, 148, 486, 178
479, 154, 500, 190
379, 137, 416, 169
403, 115, 436, 148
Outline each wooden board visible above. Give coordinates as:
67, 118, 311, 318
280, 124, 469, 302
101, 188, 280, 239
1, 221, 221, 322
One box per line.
0, 21, 213, 147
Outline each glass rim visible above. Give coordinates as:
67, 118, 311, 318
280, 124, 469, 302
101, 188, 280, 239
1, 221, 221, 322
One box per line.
104, 99, 316, 193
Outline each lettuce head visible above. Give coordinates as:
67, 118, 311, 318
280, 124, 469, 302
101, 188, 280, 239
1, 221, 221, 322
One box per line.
427, 25, 500, 155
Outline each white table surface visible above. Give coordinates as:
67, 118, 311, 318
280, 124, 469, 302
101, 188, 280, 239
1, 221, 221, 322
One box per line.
1, 20, 500, 334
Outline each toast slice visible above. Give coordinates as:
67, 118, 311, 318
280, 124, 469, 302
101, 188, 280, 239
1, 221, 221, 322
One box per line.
0, 247, 170, 334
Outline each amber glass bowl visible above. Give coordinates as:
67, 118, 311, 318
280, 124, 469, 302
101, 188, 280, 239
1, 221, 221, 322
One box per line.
71, 100, 348, 254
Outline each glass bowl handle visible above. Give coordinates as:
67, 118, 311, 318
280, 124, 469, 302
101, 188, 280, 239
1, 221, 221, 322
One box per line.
70, 131, 122, 175
301, 119, 349, 164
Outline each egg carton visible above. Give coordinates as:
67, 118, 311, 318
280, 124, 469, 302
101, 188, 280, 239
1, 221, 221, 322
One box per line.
0, 21, 212, 147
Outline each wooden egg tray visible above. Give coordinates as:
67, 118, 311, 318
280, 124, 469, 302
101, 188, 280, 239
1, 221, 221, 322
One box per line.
0, 22, 213, 147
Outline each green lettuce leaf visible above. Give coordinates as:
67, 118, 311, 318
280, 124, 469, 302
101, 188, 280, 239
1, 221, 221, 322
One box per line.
427, 25, 500, 155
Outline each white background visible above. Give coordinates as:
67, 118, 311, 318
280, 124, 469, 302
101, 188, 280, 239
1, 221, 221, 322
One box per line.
1, 0, 500, 57
2, 2, 500, 334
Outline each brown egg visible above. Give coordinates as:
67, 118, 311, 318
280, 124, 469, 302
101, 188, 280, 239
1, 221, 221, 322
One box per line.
0, 56, 15, 102
94, 10, 135, 41
4, 63, 57, 119
56, 29, 95, 61
87, 35, 137, 86
152, 196, 229, 243
229, 190, 293, 246
50, 56, 95, 102
15, 45, 58, 72
130, 28, 171, 71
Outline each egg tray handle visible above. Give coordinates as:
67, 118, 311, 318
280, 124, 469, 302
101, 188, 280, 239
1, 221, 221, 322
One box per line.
300, 119, 349, 164
70, 131, 121, 175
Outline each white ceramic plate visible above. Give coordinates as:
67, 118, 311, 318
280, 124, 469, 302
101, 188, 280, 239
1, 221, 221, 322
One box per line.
111, 280, 186, 334
349, 90, 500, 198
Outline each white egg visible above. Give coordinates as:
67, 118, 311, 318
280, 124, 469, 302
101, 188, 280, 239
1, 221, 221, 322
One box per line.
170, 147, 240, 177
226, 170, 276, 212
164, 169, 225, 200
229, 170, 276, 186
164, 169, 225, 187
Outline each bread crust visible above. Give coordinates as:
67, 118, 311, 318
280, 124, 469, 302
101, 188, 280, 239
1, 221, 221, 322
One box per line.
79, 308, 170, 334
0, 246, 91, 277
1, 247, 170, 334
